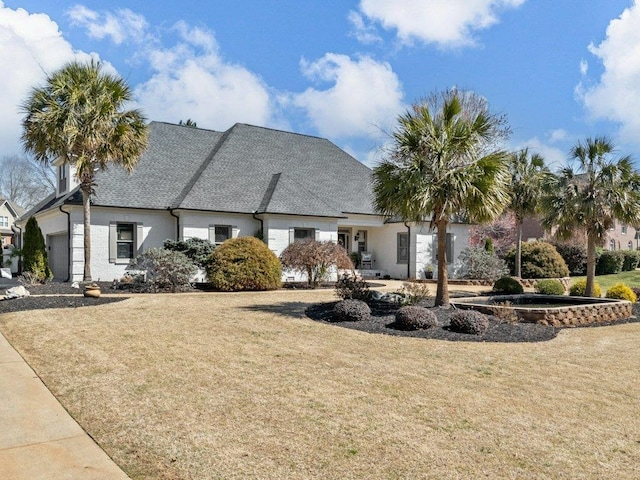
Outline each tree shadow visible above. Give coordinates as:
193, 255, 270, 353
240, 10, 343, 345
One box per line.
241, 301, 324, 319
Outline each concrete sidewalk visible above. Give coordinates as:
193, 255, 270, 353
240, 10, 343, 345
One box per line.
0, 332, 129, 480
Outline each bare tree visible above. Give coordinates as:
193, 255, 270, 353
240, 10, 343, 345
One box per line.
0, 155, 55, 209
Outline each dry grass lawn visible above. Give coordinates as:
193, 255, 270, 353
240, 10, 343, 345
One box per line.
1, 289, 639, 479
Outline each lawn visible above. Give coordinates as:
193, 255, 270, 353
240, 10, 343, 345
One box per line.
570, 270, 640, 292
1, 289, 639, 479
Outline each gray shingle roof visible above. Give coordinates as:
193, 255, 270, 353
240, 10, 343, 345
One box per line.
30, 121, 378, 218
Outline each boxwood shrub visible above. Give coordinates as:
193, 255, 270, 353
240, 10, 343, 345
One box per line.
534, 279, 565, 296
605, 283, 637, 303
569, 279, 602, 298
505, 241, 569, 279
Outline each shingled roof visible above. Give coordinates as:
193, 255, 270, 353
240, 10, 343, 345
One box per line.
30, 121, 377, 218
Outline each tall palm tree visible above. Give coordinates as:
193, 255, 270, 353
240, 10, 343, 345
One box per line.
21, 60, 148, 281
508, 149, 550, 277
542, 137, 640, 297
373, 90, 511, 306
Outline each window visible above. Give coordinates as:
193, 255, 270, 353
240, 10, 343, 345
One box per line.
622, 224, 628, 234
432, 233, 455, 264
0, 216, 7, 227
109, 222, 142, 263
58, 165, 67, 193
292, 228, 315, 243
397, 232, 408, 264
629, 241, 634, 250
214, 225, 231, 245
609, 239, 616, 251
117, 224, 134, 259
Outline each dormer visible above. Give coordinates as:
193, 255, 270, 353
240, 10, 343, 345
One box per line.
52, 158, 79, 196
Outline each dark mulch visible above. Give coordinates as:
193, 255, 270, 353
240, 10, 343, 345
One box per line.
305, 300, 640, 343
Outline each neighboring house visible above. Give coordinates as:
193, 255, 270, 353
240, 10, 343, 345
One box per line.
607, 220, 640, 251
0, 198, 25, 246
16, 121, 472, 282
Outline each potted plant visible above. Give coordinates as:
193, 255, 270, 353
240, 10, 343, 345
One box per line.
424, 264, 434, 279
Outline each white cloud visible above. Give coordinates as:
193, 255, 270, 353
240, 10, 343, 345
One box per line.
514, 137, 566, 171
579, 1, 640, 144
0, 2, 95, 156
347, 11, 382, 45
357, 0, 526, 48
134, 22, 275, 130
66, 5, 148, 45
549, 129, 568, 143
579, 59, 588, 76
290, 53, 405, 139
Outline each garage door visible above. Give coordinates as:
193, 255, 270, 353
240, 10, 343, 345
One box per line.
47, 233, 69, 281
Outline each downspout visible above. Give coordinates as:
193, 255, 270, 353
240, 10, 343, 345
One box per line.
169, 209, 180, 240
11, 224, 22, 275
404, 221, 411, 279
59, 205, 71, 282
252, 211, 264, 242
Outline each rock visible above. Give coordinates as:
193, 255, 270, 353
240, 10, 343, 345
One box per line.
71, 281, 80, 289
4, 286, 30, 300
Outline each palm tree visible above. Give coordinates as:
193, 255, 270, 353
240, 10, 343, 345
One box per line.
373, 90, 511, 306
21, 60, 148, 281
542, 137, 640, 297
508, 149, 550, 277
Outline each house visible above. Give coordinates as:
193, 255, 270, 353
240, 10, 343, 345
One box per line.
16, 122, 472, 282
0, 198, 24, 247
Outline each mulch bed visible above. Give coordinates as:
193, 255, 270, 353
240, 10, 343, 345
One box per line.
305, 299, 640, 343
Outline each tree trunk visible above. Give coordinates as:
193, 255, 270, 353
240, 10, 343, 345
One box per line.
82, 186, 92, 282
515, 220, 523, 278
585, 233, 597, 297
435, 219, 449, 307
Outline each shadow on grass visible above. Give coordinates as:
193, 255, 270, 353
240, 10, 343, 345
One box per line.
241, 301, 319, 319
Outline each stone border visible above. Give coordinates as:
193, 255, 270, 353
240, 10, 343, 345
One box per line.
451, 294, 633, 327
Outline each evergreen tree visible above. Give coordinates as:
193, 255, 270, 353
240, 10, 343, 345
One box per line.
22, 216, 51, 282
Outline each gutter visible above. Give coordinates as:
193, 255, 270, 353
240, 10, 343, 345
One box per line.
404, 221, 411, 279
169, 209, 180, 240
59, 205, 71, 282
252, 211, 264, 241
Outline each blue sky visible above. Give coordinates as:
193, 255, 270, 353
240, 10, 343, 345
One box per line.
2, 1, 639, 168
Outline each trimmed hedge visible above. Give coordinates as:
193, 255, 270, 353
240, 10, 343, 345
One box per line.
450, 310, 490, 335
569, 279, 602, 298
605, 283, 637, 303
596, 251, 625, 275
395, 306, 437, 330
493, 276, 524, 294
333, 299, 371, 322
535, 279, 565, 295
505, 241, 569, 279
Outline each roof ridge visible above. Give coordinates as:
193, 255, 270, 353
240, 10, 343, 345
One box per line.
170, 127, 234, 209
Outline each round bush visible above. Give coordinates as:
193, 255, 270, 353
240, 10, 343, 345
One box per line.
206, 237, 281, 291
569, 279, 602, 298
493, 276, 524, 294
129, 248, 196, 292
505, 241, 569, 279
622, 250, 640, 272
333, 299, 371, 322
596, 251, 624, 275
395, 306, 437, 330
552, 242, 587, 276
605, 283, 637, 303
534, 279, 565, 296
449, 310, 490, 335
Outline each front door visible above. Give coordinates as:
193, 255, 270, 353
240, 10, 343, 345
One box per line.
337, 231, 350, 252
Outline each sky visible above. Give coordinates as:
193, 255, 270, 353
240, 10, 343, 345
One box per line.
2, 0, 640, 169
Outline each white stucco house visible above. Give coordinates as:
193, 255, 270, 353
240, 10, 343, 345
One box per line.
15, 121, 471, 282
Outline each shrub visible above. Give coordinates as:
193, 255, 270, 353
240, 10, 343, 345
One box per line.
396, 281, 431, 305
621, 250, 640, 271
332, 299, 371, 322
484, 237, 494, 253
22, 217, 52, 283
128, 248, 196, 292
632, 286, 640, 300
395, 306, 437, 330
552, 242, 587, 276
206, 237, 281, 291
596, 251, 624, 275
569, 279, 602, 297
163, 238, 215, 268
449, 310, 490, 335
335, 273, 371, 301
453, 247, 508, 281
505, 241, 569, 279
535, 279, 565, 295
605, 283, 637, 302
492, 276, 524, 294
280, 239, 353, 288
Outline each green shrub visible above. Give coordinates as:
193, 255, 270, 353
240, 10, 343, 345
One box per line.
395, 306, 437, 330
596, 251, 625, 275
206, 237, 281, 291
505, 241, 569, 279
605, 283, 637, 302
621, 250, 640, 271
484, 237, 494, 253
569, 279, 602, 297
163, 237, 215, 268
129, 248, 196, 292
454, 247, 508, 281
449, 310, 490, 335
335, 273, 371, 301
22, 217, 52, 283
535, 279, 566, 295
552, 242, 587, 276
492, 276, 524, 294
332, 299, 371, 322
